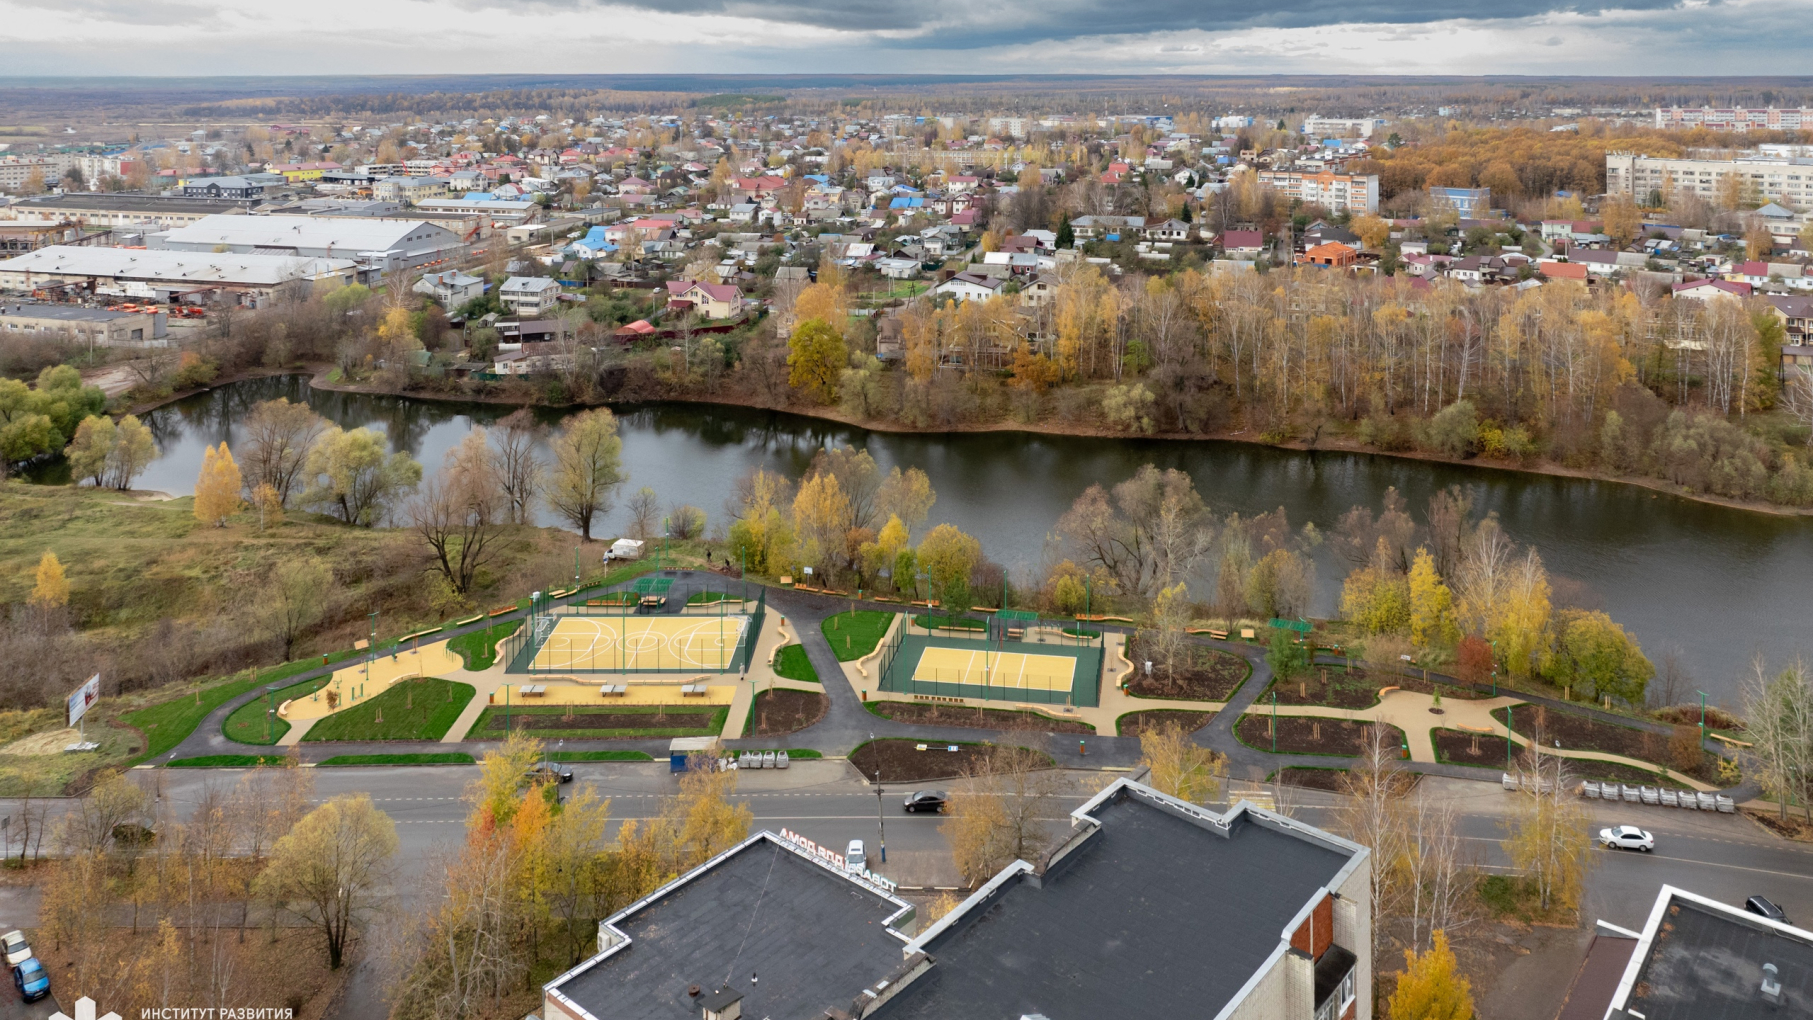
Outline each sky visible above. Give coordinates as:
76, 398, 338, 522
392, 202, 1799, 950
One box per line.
0, 0, 1806, 76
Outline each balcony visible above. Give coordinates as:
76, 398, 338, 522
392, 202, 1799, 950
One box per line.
1313, 945, 1357, 1020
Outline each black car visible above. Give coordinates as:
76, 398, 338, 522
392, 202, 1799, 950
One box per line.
903, 790, 949, 813
1746, 896, 1790, 924
525, 764, 575, 786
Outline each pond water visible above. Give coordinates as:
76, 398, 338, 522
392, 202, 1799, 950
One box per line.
41, 374, 1813, 706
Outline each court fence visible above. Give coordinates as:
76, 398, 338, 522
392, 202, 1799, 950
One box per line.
875, 630, 1104, 708
501, 586, 766, 675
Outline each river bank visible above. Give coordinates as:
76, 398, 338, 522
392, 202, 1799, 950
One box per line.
293, 362, 1813, 521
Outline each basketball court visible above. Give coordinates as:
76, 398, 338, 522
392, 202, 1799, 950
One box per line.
910, 646, 1079, 694
529, 615, 751, 673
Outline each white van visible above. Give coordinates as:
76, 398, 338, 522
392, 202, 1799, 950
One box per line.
846, 839, 866, 874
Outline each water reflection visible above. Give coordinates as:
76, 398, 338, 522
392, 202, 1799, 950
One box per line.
25, 376, 1809, 702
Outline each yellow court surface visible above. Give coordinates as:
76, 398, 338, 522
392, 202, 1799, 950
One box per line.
530, 615, 750, 672
911, 646, 1078, 692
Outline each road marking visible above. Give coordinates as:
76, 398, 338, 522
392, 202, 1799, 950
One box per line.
1596, 848, 1813, 879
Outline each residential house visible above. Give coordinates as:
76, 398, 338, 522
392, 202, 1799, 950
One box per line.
1303, 242, 1357, 268
1142, 218, 1193, 242
664, 280, 744, 320
1538, 261, 1589, 282
1020, 274, 1060, 306
539, 778, 1372, 1020
1767, 293, 1813, 343
413, 270, 485, 309
1217, 229, 1266, 258
1673, 278, 1752, 302
492, 340, 574, 376
932, 271, 1005, 302
177, 176, 277, 200
874, 257, 921, 280
499, 276, 561, 317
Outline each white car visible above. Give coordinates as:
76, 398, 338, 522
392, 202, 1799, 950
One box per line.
846, 839, 866, 874
1599, 825, 1655, 852
1, 930, 29, 966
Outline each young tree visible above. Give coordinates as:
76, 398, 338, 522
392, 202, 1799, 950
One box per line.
1407, 547, 1459, 649
251, 481, 283, 531
1146, 581, 1192, 686
493, 407, 544, 525
28, 550, 69, 611
1546, 610, 1653, 706
1741, 657, 1813, 822
304, 426, 422, 526
787, 318, 847, 404
239, 398, 328, 507
626, 487, 660, 540
1501, 751, 1592, 914
1138, 722, 1226, 804
261, 558, 331, 660
193, 441, 244, 527
791, 471, 851, 577
409, 429, 507, 595
917, 523, 982, 612
255, 793, 399, 969
1337, 725, 1415, 963
63, 415, 117, 487
1387, 930, 1473, 1020
666, 503, 706, 540
546, 409, 623, 541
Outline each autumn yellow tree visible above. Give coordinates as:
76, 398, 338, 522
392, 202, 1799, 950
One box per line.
787, 318, 847, 404
1407, 548, 1458, 649
1138, 723, 1226, 804
1387, 930, 1473, 1020
193, 441, 243, 527
29, 550, 69, 610
1600, 195, 1642, 249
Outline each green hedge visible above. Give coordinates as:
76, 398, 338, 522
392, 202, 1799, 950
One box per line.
167, 754, 290, 768
317, 753, 476, 766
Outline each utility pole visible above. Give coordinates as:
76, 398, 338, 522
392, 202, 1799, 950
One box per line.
875, 770, 886, 865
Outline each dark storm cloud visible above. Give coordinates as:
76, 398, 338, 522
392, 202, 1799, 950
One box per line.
576, 0, 1693, 45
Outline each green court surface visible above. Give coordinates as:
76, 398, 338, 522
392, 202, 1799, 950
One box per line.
878, 633, 1103, 707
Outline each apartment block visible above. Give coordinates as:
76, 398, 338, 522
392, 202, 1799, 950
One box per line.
1257, 169, 1381, 214
1656, 107, 1813, 131
1606, 151, 1813, 207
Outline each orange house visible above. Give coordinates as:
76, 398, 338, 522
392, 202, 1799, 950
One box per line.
1304, 241, 1357, 268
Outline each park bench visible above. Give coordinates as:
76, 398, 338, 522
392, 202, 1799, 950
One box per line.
680, 684, 708, 696
518, 684, 547, 697
598, 684, 627, 697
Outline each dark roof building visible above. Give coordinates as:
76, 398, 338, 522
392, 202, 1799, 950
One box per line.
542, 778, 1372, 1020
1563, 885, 1813, 1020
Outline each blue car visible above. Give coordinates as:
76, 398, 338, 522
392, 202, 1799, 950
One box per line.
13, 956, 48, 1002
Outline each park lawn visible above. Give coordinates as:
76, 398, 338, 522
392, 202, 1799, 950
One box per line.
472, 703, 728, 740
317, 753, 476, 766
785, 748, 823, 759
302, 678, 476, 742
823, 610, 894, 661
772, 644, 820, 683
550, 750, 654, 761
912, 614, 987, 632
447, 620, 523, 671
223, 675, 333, 745
167, 754, 291, 768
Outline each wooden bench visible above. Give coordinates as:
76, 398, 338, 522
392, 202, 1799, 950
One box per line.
353, 639, 369, 651
598, 683, 627, 697
639, 595, 665, 608
490, 604, 517, 617
1208, 628, 1230, 640
1006, 628, 1025, 640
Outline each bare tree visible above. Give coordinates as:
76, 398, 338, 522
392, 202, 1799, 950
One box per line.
1782, 366, 1813, 447
409, 429, 508, 595
1403, 789, 1473, 953
261, 558, 331, 660
239, 398, 328, 507
1336, 725, 1414, 963
493, 409, 544, 525
627, 486, 659, 540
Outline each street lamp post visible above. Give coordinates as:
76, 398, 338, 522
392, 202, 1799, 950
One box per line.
1697, 689, 1709, 744
875, 770, 886, 865
1271, 690, 1278, 752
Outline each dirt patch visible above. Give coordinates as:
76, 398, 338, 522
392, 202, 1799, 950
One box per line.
486, 711, 714, 731
746, 689, 828, 736
1433, 728, 1514, 769
1389, 671, 1486, 700
1236, 714, 1406, 757
1124, 639, 1249, 701
848, 738, 1050, 783
868, 701, 1093, 734
1117, 710, 1215, 737
0, 728, 82, 756
1746, 810, 1813, 841
1570, 759, 1692, 790
1498, 704, 1718, 782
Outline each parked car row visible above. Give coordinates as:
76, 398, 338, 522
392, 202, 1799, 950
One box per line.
2, 928, 49, 1002
1581, 782, 1735, 812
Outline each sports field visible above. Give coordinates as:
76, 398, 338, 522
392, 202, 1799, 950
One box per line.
911, 646, 1079, 692
529, 615, 750, 672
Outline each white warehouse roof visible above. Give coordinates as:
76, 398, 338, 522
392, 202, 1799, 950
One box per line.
0, 246, 357, 286
159, 214, 457, 254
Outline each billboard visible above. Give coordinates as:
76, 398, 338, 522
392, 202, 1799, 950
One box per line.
67, 674, 100, 728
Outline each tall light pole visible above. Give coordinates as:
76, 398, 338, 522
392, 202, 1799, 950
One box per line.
875, 770, 886, 865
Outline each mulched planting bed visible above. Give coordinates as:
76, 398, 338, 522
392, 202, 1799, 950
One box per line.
1571, 760, 1692, 790
867, 701, 1094, 734
1123, 639, 1250, 701
848, 738, 1052, 783
1496, 704, 1719, 783
1267, 667, 1381, 709
1117, 710, 1215, 737
1235, 714, 1407, 757
474, 704, 727, 739
1274, 766, 1351, 792
746, 689, 828, 736
1432, 728, 1513, 768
